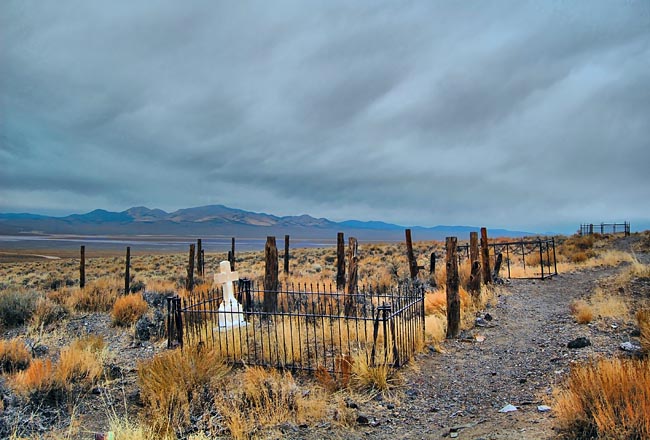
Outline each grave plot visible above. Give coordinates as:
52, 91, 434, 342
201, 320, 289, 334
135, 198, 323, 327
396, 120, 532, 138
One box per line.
167, 261, 425, 377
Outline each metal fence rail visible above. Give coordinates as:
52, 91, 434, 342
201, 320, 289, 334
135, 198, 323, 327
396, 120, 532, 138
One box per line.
167, 281, 425, 375
579, 222, 630, 236
456, 237, 558, 279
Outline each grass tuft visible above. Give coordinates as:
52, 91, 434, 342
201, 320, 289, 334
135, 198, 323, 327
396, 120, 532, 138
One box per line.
637, 309, 650, 354
570, 300, 594, 324
554, 357, 650, 439
0, 338, 31, 373
111, 293, 149, 326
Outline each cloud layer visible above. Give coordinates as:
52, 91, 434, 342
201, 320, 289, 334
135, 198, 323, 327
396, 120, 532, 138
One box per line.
2, 1, 649, 232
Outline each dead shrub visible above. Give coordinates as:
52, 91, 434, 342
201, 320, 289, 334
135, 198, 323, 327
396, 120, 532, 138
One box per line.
570, 300, 593, 324
0, 338, 31, 373
111, 293, 148, 326
554, 358, 650, 439
138, 345, 230, 434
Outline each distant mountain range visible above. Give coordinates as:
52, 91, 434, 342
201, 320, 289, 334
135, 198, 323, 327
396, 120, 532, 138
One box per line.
0, 205, 534, 240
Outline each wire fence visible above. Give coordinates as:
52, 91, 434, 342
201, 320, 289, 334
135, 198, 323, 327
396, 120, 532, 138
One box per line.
167, 280, 425, 376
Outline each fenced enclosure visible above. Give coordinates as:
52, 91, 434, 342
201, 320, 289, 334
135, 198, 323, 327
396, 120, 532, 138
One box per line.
579, 222, 630, 236
457, 237, 558, 280
167, 280, 424, 376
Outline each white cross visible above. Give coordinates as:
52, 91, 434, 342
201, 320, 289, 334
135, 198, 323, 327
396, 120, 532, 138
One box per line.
214, 261, 239, 304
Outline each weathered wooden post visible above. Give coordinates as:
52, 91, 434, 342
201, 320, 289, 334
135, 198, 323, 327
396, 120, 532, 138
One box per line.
336, 232, 346, 290
230, 237, 236, 271
493, 253, 503, 280
284, 234, 290, 274
79, 245, 86, 288
263, 236, 278, 312
469, 231, 481, 298
480, 227, 492, 285
405, 229, 418, 280
186, 244, 195, 291
125, 246, 131, 294
345, 237, 358, 316
430, 252, 436, 275
446, 237, 460, 338
196, 239, 202, 277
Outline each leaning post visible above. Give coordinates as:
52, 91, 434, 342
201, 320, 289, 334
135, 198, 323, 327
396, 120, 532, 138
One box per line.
468, 231, 481, 298
480, 227, 492, 285
345, 237, 359, 316
446, 237, 460, 338
405, 229, 418, 280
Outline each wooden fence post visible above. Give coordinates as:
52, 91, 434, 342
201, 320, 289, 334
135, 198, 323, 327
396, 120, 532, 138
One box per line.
186, 244, 195, 291
230, 237, 236, 271
80, 245, 85, 288
405, 229, 419, 280
446, 237, 460, 338
480, 227, 492, 285
493, 253, 503, 280
125, 246, 130, 294
336, 232, 346, 290
469, 231, 481, 298
263, 236, 278, 312
284, 235, 290, 274
345, 237, 358, 316
196, 239, 202, 277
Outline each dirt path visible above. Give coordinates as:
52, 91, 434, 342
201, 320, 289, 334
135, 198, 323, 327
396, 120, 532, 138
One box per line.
310, 259, 640, 440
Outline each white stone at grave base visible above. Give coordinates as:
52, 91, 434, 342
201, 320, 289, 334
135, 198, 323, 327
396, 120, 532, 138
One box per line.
214, 260, 247, 329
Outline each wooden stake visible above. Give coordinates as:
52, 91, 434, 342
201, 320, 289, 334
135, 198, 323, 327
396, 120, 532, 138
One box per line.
405, 229, 418, 280
263, 236, 278, 312
468, 231, 481, 297
187, 244, 195, 291
80, 245, 85, 289
284, 234, 290, 274
480, 227, 492, 285
345, 237, 358, 316
446, 237, 460, 338
230, 237, 236, 271
493, 253, 503, 280
196, 239, 202, 277
336, 232, 346, 290
125, 246, 131, 294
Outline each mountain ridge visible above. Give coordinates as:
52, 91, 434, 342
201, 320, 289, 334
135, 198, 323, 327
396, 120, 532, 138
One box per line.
0, 204, 536, 240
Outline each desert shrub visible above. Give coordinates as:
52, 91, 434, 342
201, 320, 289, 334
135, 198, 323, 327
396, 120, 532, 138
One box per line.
138, 346, 230, 434
12, 335, 105, 402
0, 338, 31, 373
31, 296, 68, 327
67, 278, 121, 312
570, 300, 593, 324
112, 294, 148, 326
554, 358, 650, 439
215, 367, 327, 440
0, 290, 39, 327
637, 309, 650, 354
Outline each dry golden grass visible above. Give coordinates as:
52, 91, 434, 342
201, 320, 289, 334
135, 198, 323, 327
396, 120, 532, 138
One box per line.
637, 309, 650, 354
111, 293, 149, 326
214, 366, 327, 440
554, 357, 650, 439
590, 287, 629, 319
350, 349, 401, 393
0, 338, 31, 373
12, 358, 55, 396
31, 296, 68, 328
570, 300, 594, 324
137, 345, 230, 434
67, 278, 121, 312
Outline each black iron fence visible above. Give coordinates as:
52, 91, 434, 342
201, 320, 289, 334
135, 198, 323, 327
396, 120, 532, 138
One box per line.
167, 280, 424, 376
580, 222, 630, 236
456, 237, 558, 280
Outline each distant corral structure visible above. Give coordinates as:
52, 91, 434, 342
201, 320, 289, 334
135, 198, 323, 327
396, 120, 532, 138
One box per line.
579, 222, 630, 236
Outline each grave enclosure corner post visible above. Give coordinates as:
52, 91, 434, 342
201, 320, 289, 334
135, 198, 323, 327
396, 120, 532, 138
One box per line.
345, 237, 358, 317
445, 236, 460, 338
336, 232, 346, 291
469, 231, 481, 298
405, 229, 418, 280
263, 236, 278, 312
284, 234, 290, 274
196, 239, 202, 277
230, 237, 236, 271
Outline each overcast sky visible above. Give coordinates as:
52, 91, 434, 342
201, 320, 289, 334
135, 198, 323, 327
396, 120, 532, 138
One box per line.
1, 1, 649, 233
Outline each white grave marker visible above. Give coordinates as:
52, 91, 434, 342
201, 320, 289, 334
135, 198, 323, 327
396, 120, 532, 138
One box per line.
214, 260, 247, 328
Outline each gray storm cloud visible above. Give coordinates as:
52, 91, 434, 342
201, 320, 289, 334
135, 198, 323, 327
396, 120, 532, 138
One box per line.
1, 1, 649, 232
